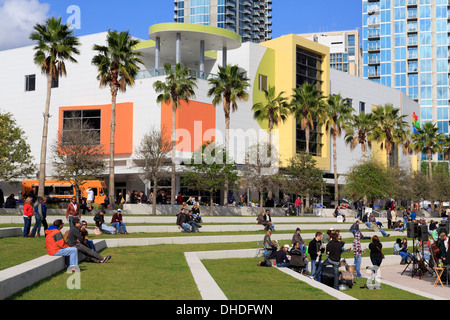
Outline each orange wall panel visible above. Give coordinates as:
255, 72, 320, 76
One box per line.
58, 102, 133, 156
161, 100, 216, 152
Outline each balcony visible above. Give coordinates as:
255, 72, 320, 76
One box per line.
368, 72, 380, 78
136, 67, 218, 81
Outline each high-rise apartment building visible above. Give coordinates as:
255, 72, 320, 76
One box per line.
362, 0, 450, 145
299, 30, 362, 76
174, 0, 272, 43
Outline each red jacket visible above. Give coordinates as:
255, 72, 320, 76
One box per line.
66, 202, 80, 218
23, 203, 33, 218
45, 226, 68, 256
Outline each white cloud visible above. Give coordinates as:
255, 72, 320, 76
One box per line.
0, 0, 50, 50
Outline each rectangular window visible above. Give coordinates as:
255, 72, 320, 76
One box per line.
51, 77, 59, 89
25, 74, 36, 92
62, 109, 101, 145
258, 74, 268, 91
359, 101, 366, 114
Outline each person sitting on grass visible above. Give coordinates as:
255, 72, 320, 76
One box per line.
80, 220, 96, 252
289, 241, 309, 274
275, 244, 291, 268
187, 209, 202, 232
176, 207, 192, 233
94, 209, 116, 234
45, 219, 78, 268
67, 218, 111, 263
111, 209, 128, 234
256, 211, 273, 231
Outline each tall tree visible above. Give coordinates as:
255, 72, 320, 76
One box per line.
208, 64, 250, 205
92, 30, 143, 208
411, 122, 444, 181
252, 86, 290, 200
184, 142, 239, 215
277, 153, 325, 216
135, 127, 172, 215
252, 86, 290, 149
153, 63, 198, 204
30, 17, 81, 197
51, 118, 105, 201
441, 135, 450, 174
344, 112, 374, 163
240, 143, 279, 209
324, 94, 354, 208
369, 104, 408, 167
290, 82, 325, 154
0, 110, 35, 181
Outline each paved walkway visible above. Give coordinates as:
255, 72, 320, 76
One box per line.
378, 264, 449, 300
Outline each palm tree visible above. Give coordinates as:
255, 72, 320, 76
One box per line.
153, 63, 198, 204
252, 86, 290, 151
324, 94, 354, 208
369, 104, 408, 167
344, 112, 374, 163
252, 86, 290, 201
208, 64, 250, 205
30, 17, 81, 198
401, 130, 416, 173
92, 30, 143, 208
290, 82, 326, 154
411, 122, 444, 181
442, 135, 450, 174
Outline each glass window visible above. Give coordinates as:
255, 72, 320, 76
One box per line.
62, 109, 101, 145
25, 74, 36, 92
420, 107, 432, 120
437, 107, 449, 120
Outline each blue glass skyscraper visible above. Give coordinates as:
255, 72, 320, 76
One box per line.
362, 0, 450, 143
174, 0, 272, 43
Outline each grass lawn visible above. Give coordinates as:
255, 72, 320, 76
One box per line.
203, 258, 430, 300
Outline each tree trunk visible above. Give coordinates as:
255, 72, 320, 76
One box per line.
171, 102, 177, 206
224, 102, 230, 206
37, 75, 53, 198
267, 125, 273, 201
210, 188, 214, 215
428, 150, 435, 213
109, 86, 118, 210
305, 127, 310, 211
152, 178, 158, 215
333, 131, 339, 209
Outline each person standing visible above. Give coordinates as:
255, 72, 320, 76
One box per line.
41, 197, 48, 231
29, 197, 44, 238
86, 187, 95, 210
356, 198, 364, 221
369, 235, 383, 267
22, 197, 33, 238
66, 196, 81, 227
311, 234, 347, 290
308, 232, 325, 280
386, 208, 392, 229
352, 230, 365, 278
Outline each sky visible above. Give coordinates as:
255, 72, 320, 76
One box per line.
0, 0, 363, 51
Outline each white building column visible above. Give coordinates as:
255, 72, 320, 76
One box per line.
200, 40, 205, 78
155, 36, 160, 75
176, 33, 181, 64
222, 46, 227, 67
